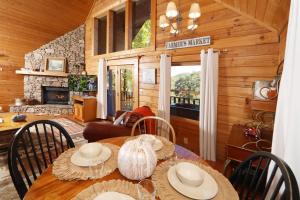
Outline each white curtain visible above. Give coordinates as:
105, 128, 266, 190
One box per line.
271, 0, 300, 186
199, 48, 219, 161
96, 58, 107, 119
158, 54, 171, 138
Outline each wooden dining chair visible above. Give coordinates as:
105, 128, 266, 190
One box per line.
130, 116, 176, 143
8, 120, 75, 199
229, 151, 300, 200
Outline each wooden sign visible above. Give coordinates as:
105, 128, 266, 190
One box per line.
165, 36, 211, 50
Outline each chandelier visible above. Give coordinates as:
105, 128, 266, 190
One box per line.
159, 1, 201, 35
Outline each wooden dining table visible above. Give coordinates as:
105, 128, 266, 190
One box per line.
24, 136, 225, 200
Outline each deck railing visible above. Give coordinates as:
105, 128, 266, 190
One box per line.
170, 96, 200, 106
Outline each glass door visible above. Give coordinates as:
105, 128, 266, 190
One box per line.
107, 65, 135, 118
120, 66, 134, 111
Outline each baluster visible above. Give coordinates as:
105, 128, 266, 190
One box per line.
50, 125, 59, 157
261, 162, 279, 199
59, 130, 64, 152
42, 123, 53, 163
16, 151, 32, 186
240, 160, 253, 198
21, 135, 37, 180
34, 124, 48, 169
144, 120, 147, 134
138, 123, 141, 135
27, 129, 42, 174
246, 157, 263, 198
250, 158, 272, 199
269, 176, 284, 200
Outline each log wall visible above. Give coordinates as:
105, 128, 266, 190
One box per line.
85, 0, 285, 160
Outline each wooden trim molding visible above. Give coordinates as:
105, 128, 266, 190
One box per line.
107, 10, 114, 54
92, 0, 126, 18
125, 0, 133, 50
92, 17, 99, 56
150, 0, 157, 50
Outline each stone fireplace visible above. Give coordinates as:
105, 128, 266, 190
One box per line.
10, 25, 84, 115
9, 76, 73, 115
42, 86, 69, 105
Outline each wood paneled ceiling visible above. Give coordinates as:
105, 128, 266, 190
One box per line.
0, 0, 94, 66
215, 0, 290, 34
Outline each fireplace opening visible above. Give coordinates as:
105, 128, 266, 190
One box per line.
42, 86, 69, 105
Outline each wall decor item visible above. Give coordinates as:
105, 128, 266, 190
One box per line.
45, 57, 67, 72
253, 79, 279, 100
253, 80, 272, 100
118, 139, 157, 180
165, 36, 211, 50
142, 68, 156, 84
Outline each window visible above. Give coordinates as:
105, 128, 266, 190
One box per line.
96, 16, 107, 55
93, 0, 153, 54
113, 8, 125, 52
131, 0, 151, 49
170, 65, 201, 120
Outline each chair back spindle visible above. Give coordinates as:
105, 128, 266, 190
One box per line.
131, 116, 176, 143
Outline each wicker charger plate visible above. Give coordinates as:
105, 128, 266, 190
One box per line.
72, 179, 152, 200
125, 135, 175, 160
52, 143, 119, 180
152, 159, 239, 200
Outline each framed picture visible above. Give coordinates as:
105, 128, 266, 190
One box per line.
45, 57, 67, 72
142, 68, 156, 84
252, 80, 272, 100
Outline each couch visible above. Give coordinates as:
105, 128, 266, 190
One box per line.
83, 106, 155, 142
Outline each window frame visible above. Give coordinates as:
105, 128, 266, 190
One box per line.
92, 0, 156, 57
170, 64, 201, 121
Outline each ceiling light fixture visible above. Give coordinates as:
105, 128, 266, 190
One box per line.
159, 1, 201, 35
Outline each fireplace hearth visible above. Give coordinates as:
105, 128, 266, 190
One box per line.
42, 86, 69, 105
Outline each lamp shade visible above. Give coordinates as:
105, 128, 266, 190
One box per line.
15, 98, 23, 106
189, 3, 201, 19
159, 15, 169, 28
187, 19, 198, 30
170, 23, 179, 34
166, 1, 178, 18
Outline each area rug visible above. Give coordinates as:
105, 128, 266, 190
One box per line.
0, 117, 87, 200
51, 117, 87, 145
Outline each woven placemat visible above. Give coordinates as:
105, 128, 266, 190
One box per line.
152, 159, 239, 200
52, 143, 119, 180
125, 135, 175, 160
71, 179, 152, 200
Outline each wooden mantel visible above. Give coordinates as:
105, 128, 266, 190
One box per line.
15, 70, 68, 77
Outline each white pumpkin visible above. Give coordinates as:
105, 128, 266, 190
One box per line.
118, 139, 157, 180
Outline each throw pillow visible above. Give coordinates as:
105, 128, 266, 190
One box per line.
113, 111, 128, 125
124, 112, 143, 128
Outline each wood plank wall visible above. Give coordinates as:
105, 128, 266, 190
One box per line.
0, 0, 93, 111
85, 0, 285, 160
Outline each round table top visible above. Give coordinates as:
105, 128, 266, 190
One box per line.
24, 137, 213, 200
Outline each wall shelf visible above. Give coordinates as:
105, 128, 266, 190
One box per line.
246, 98, 277, 112
16, 70, 68, 77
